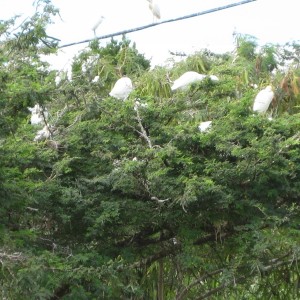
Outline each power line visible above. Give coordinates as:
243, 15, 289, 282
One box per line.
59, 0, 257, 49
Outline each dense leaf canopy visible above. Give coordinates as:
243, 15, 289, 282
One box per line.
1, 2, 300, 299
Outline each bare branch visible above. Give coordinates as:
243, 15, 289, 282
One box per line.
0, 251, 25, 262
151, 196, 170, 203
131, 242, 181, 269
135, 105, 152, 148
26, 206, 39, 212
176, 269, 223, 300
196, 282, 231, 300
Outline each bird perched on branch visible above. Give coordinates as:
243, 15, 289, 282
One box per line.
109, 77, 133, 100
253, 85, 274, 113
171, 72, 219, 91
146, 0, 161, 22
28, 104, 48, 125
34, 125, 51, 142
198, 121, 212, 133
171, 71, 206, 91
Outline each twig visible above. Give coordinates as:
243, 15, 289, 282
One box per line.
26, 206, 39, 212
135, 105, 153, 148
0, 251, 25, 262
176, 269, 223, 300
151, 196, 170, 204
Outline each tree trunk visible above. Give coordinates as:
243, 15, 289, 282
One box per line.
158, 259, 164, 300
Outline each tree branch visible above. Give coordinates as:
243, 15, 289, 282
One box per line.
116, 227, 174, 247
130, 241, 181, 269
196, 281, 233, 300
135, 104, 152, 148
0, 251, 25, 262
176, 269, 223, 300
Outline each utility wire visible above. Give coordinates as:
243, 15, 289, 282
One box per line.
60, 0, 256, 49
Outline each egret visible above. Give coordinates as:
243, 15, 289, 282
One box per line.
109, 77, 133, 100
92, 16, 105, 36
171, 71, 206, 91
253, 86, 274, 113
92, 75, 99, 83
208, 75, 219, 81
34, 125, 51, 142
28, 104, 48, 125
146, 0, 161, 21
198, 121, 212, 133
55, 75, 61, 86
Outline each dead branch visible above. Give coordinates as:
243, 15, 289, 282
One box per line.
135, 105, 153, 148
0, 251, 25, 262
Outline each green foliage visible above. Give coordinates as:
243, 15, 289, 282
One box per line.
1, 4, 300, 298
0, 1, 57, 138
235, 33, 258, 61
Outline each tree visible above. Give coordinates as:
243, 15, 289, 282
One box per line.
1, 2, 300, 298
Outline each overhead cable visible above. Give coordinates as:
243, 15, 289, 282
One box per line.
60, 0, 257, 49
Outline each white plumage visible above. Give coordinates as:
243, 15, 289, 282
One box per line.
34, 125, 51, 142
109, 77, 133, 100
198, 121, 212, 133
92, 16, 105, 36
92, 75, 99, 83
146, 0, 161, 21
253, 86, 274, 113
171, 71, 206, 91
208, 75, 219, 81
28, 104, 48, 125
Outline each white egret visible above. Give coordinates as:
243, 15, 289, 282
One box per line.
28, 104, 48, 125
92, 75, 99, 83
146, 0, 161, 21
34, 125, 51, 142
198, 121, 212, 133
55, 75, 61, 86
253, 86, 274, 113
92, 16, 105, 36
171, 71, 206, 91
109, 77, 133, 100
208, 75, 219, 81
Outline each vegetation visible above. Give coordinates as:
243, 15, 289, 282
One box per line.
1, 1, 300, 299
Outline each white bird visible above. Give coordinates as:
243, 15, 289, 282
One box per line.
92, 16, 105, 36
171, 71, 206, 91
28, 104, 48, 125
34, 125, 51, 142
198, 121, 212, 133
55, 75, 61, 86
92, 75, 99, 83
253, 86, 274, 113
109, 77, 133, 100
208, 75, 219, 81
146, 0, 161, 21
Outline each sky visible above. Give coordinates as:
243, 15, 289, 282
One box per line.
0, 0, 299, 71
